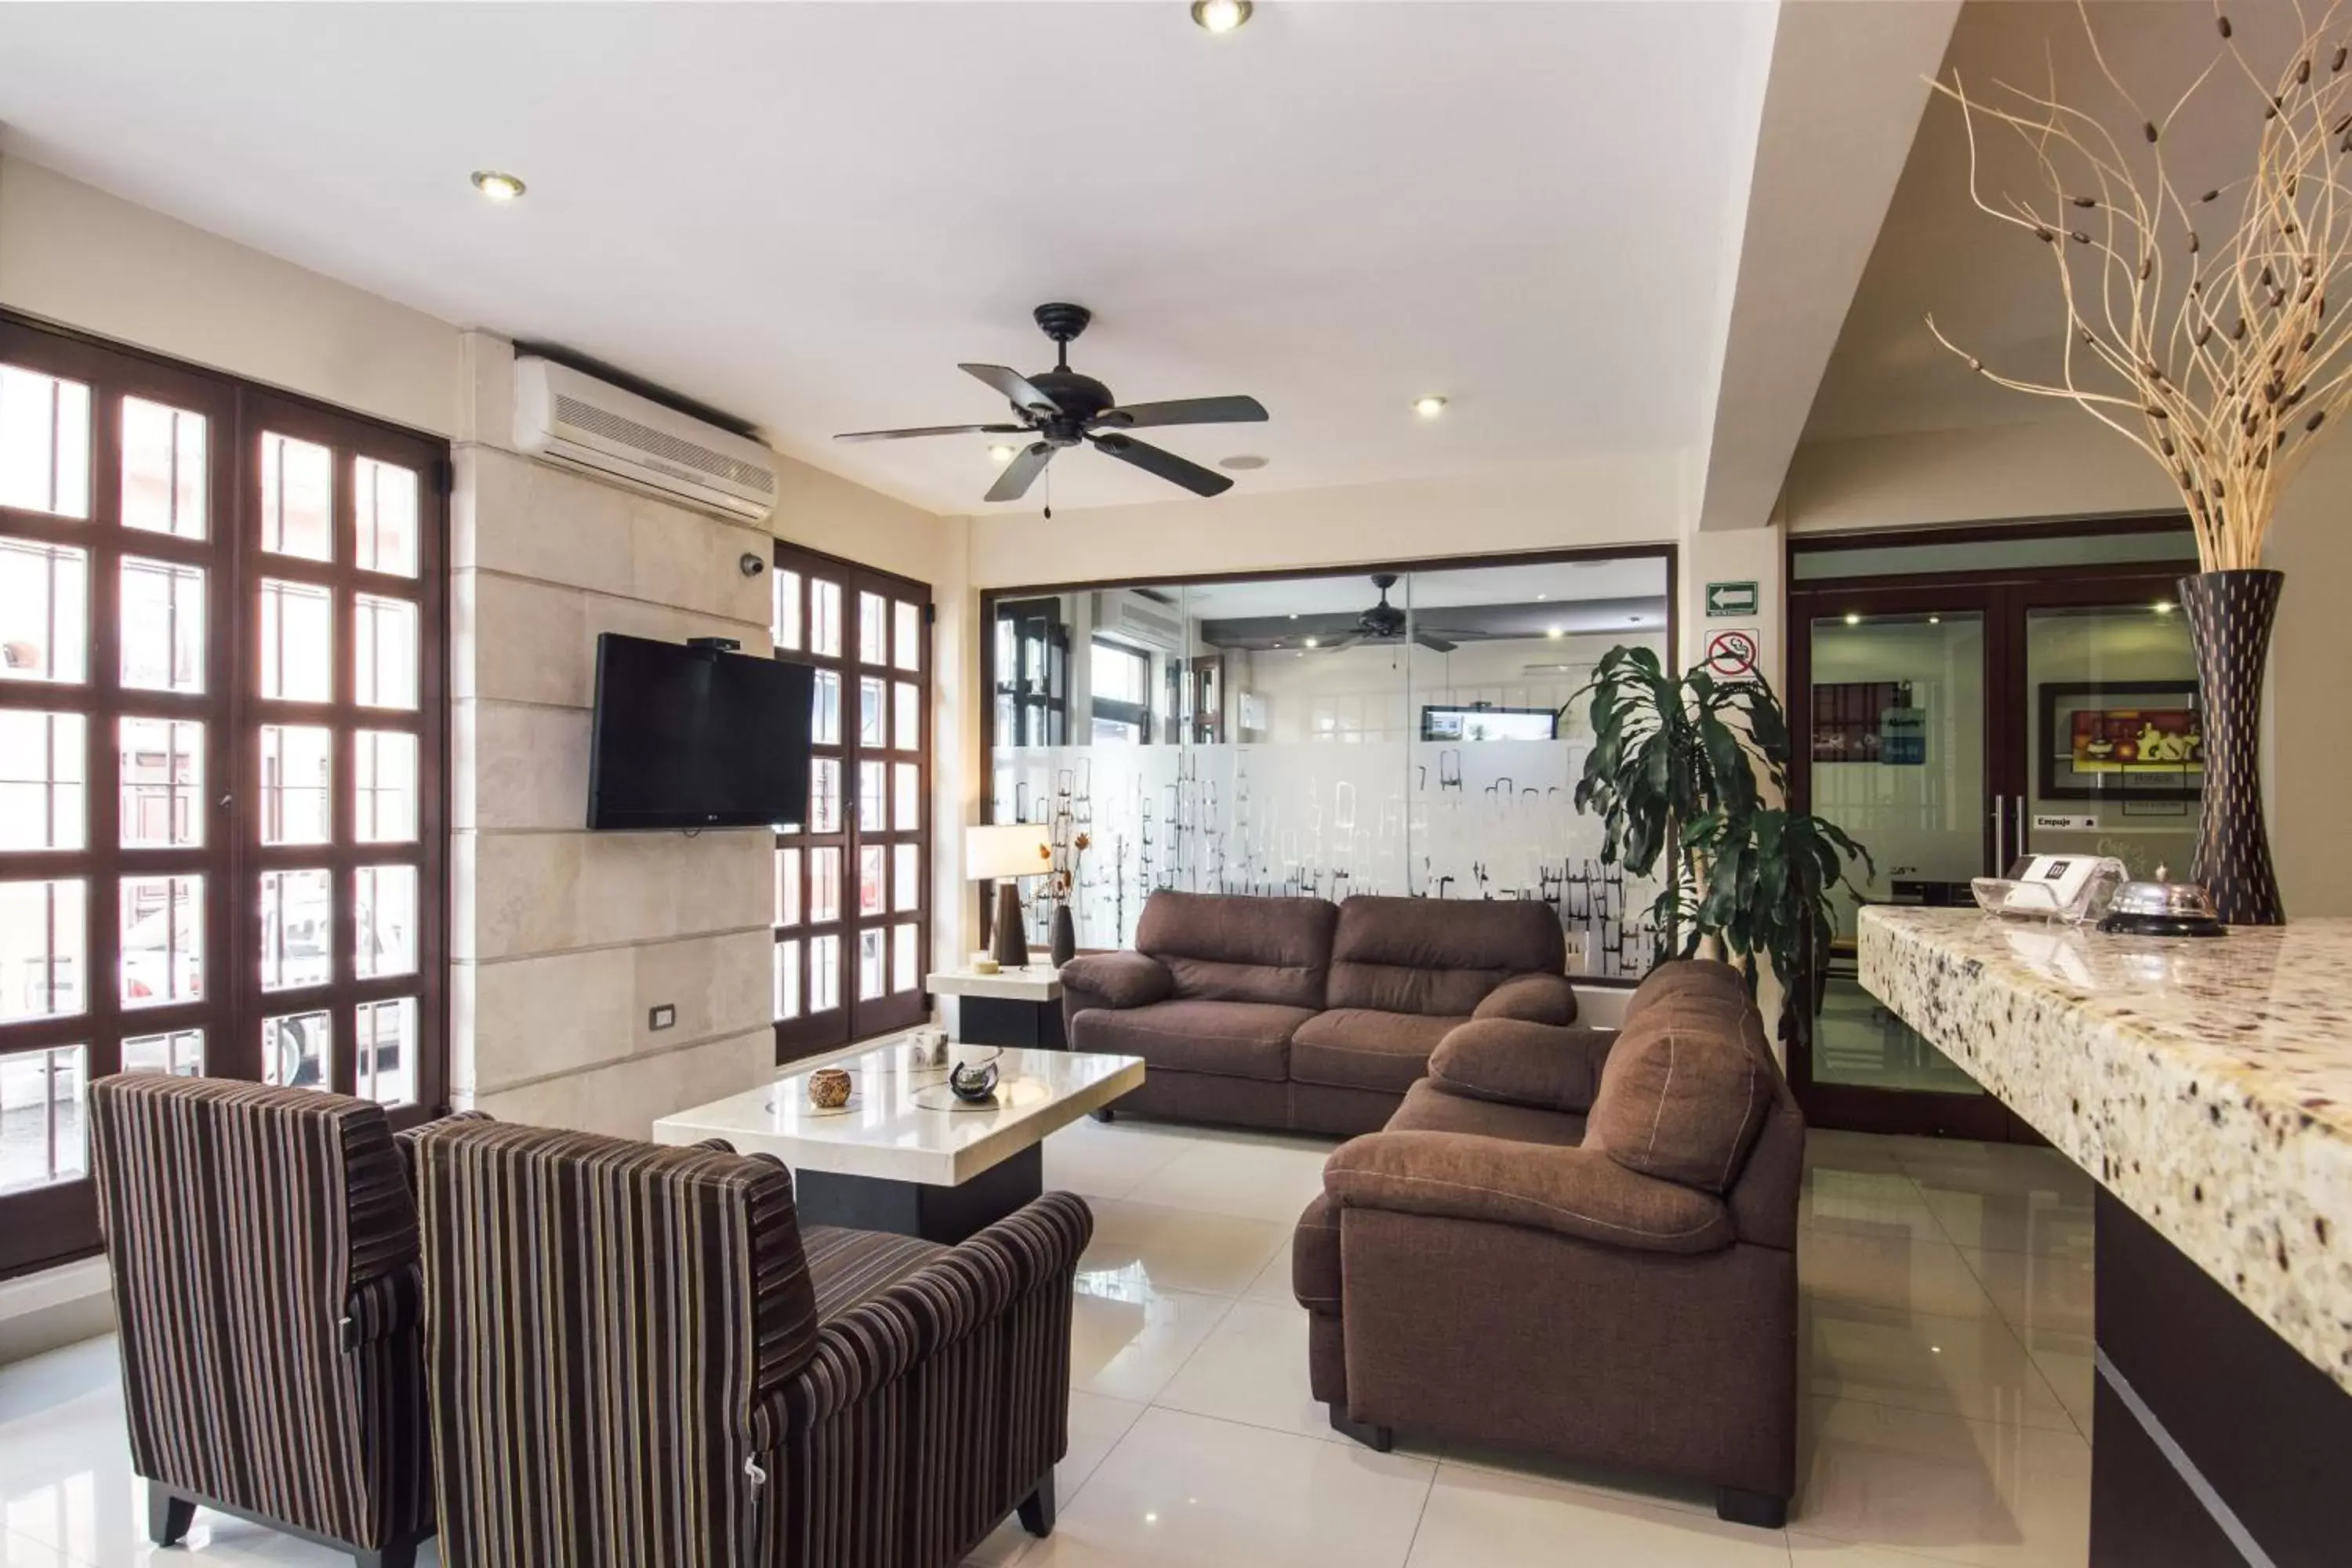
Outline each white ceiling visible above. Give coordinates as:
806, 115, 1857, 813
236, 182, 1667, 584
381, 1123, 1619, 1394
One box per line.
0, 2, 1776, 514
1804, 0, 2297, 445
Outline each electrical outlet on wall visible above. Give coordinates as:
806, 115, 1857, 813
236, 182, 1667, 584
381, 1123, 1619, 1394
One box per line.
648, 1004, 677, 1032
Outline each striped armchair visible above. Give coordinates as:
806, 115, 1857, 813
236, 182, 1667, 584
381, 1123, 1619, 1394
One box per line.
408, 1118, 1091, 1568
87, 1075, 434, 1568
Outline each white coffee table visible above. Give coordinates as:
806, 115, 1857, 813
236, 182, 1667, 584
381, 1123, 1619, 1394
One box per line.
653, 1044, 1143, 1243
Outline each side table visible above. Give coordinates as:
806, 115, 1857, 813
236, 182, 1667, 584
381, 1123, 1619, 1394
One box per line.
927, 964, 1067, 1049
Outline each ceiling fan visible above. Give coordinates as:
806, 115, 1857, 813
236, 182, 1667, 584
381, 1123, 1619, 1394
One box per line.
834, 303, 1269, 503
1312, 574, 1490, 654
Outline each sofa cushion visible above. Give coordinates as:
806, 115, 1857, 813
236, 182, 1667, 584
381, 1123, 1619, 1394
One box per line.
1070, 996, 1313, 1080
1325, 1132, 1735, 1254
1472, 973, 1580, 1026
1059, 950, 1174, 1009
1136, 891, 1337, 1008
1290, 1008, 1463, 1094
1428, 1018, 1613, 1114
1387, 1076, 1588, 1148
1586, 989, 1769, 1193
1326, 895, 1567, 1015
1623, 956, 1748, 1025
803, 1225, 948, 1319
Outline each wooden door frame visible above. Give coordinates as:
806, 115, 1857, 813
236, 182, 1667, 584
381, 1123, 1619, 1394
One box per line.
1787, 551, 2197, 1139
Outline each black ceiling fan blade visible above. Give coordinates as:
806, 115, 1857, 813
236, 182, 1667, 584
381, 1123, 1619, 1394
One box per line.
960, 363, 1062, 416
835, 423, 1029, 443
984, 441, 1055, 503
1094, 395, 1269, 430
1414, 631, 1459, 654
1091, 433, 1233, 497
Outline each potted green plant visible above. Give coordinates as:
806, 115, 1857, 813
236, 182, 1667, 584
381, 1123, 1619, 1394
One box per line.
1571, 645, 1872, 1046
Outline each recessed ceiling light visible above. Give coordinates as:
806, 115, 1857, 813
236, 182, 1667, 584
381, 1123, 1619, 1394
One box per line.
1304, 637, 1319, 648
1219, 454, 1269, 471
1413, 395, 1449, 419
2154, 600, 2176, 614
1844, 612, 1861, 626
1535, 593, 1548, 601
470, 169, 527, 202
1287, 612, 1299, 620
1191, 0, 1252, 34
987, 443, 1018, 464
1547, 627, 1565, 639
1929, 615, 1941, 625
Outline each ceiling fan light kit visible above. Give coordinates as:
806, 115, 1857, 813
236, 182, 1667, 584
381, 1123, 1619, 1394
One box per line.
835, 302, 1269, 504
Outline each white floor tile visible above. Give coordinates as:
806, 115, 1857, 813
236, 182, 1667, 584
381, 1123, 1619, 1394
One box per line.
1067, 1282, 1233, 1404
1798, 1232, 2001, 1320
2, 1530, 83, 1568
1956, 1248, 2095, 1338
1436, 1439, 1719, 1518
1788, 1529, 1984, 1565
1797, 1397, 2091, 1568
1123, 1138, 1334, 1225
1042, 1118, 1194, 1201
1061, 1391, 1149, 1497
1805, 1305, 2075, 1433
1241, 1246, 1300, 1306
1153, 1300, 1334, 1443
1078, 1200, 1292, 1299
1022, 1406, 1436, 1568
1406, 1465, 1789, 1566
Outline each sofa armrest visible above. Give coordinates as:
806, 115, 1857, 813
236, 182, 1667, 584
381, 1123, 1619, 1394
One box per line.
1473, 972, 1580, 1026
1060, 950, 1174, 1011
1429, 1018, 1614, 1114
1324, 1131, 1732, 1254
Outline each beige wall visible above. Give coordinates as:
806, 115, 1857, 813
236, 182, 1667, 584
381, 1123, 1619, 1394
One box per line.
1785, 416, 2352, 917
0, 153, 462, 437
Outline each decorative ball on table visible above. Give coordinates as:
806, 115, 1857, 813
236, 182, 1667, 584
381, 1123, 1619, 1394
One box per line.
806, 1067, 853, 1110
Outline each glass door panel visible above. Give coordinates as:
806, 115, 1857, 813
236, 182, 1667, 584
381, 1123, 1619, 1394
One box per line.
2023, 601, 2200, 879
1805, 608, 1989, 1100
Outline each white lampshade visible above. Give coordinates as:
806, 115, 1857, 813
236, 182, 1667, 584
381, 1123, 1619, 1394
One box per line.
965, 822, 1051, 881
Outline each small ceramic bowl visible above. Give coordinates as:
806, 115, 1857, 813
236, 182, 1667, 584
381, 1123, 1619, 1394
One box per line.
807, 1068, 854, 1109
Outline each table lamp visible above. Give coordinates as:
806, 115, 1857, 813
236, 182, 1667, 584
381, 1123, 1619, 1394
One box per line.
967, 822, 1053, 969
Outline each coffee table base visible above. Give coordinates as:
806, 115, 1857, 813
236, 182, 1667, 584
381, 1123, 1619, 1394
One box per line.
793, 1143, 1044, 1244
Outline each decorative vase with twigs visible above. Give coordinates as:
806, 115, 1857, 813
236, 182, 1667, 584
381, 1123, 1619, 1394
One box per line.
1924, 0, 2352, 924
1048, 831, 1088, 967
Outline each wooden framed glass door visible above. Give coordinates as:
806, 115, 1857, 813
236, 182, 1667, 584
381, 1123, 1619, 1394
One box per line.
0, 314, 448, 1278
1789, 533, 2196, 1138
771, 543, 930, 1061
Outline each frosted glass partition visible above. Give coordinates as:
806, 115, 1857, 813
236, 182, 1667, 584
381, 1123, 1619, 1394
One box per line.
987, 559, 1671, 978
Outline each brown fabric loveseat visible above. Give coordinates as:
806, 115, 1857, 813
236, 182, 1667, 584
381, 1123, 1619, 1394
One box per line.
1062, 890, 1573, 1136
1296, 959, 1803, 1527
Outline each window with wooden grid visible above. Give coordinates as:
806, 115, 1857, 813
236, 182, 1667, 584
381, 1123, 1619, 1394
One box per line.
0, 317, 448, 1278
770, 542, 929, 1061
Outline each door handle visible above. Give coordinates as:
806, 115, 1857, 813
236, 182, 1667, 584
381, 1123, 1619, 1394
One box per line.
1991, 793, 2009, 877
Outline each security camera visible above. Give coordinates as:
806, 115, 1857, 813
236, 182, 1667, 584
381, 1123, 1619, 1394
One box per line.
739, 554, 767, 577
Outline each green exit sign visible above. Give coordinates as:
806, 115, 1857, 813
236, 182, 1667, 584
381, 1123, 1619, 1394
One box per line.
1705, 580, 1759, 618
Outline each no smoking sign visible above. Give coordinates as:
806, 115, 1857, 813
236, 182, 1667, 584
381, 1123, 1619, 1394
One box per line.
1704, 627, 1761, 683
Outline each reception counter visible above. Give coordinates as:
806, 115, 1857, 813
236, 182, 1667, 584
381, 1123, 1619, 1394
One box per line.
1859, 907, 2352, 1568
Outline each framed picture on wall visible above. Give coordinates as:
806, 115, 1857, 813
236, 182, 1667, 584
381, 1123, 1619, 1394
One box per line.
2038, 680, 2202, 803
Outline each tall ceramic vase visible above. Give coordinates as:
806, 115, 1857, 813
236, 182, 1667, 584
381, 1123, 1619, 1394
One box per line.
2178, 568, 2285, 926
1049, 902, 1077, 967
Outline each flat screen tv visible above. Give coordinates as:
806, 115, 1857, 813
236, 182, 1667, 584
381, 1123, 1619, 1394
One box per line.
587, 633, 812, 829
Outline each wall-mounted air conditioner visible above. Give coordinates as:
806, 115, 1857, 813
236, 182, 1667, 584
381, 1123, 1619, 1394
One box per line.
1092, 590, 1185, 652
513, 356, 778, 521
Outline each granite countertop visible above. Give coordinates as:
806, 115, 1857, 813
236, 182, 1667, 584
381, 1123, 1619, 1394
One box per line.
1857, 906, 2352, 1391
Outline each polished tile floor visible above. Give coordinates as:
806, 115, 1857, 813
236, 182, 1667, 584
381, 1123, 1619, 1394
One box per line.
0, 1121, 2097, 1567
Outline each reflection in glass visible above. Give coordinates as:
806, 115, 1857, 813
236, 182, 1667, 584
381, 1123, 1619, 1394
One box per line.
356, 864, 418, 977
0, 538, 89, 684
263, 1010, 328, 1091
858, 927, 884, 1000
0, 712, 85, 851
0, 365, 92, 518
355, 594, 419, 708
775, 848, 800, 927
260, 433, 333, 561
772, 569, 801, 652
809, 933, 839, 1011
121, 717, 201, 848
0, 1044, 86, 1193
895, 763, 919, 830
811, 670, 840, 746
858, 761, 885, 832
811, 579, 842, 658
894, 844, 919, 912
858, 845, 885, 916
860, 591, 887, 666
356, 731, 418, 842
260, 868, 332, 992
260, 579, 332, 702
120, 557, 205, 693
774, 938, 800, 1020
893, 922, 917, 993
860, 676, 887, 747
895, 681, 920, 750
809, 848, 840, 923
0, 879, 85, 1022
261, 725, 332, 845
357, 997, 416, 1106
895, 601, 921, 671
354, 458, 419, 575
121, 397, 207, 539
120, 874, 201, 1007
122, 1029, 204, 1076
809, 758, 840, 833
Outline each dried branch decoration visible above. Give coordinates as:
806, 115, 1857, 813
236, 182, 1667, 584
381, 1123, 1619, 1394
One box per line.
1928, 0, 2352, 571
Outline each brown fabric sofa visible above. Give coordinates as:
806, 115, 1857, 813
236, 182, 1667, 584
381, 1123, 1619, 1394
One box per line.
1062, 891, 1573, 1135
1295, 959, 1802, 1527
